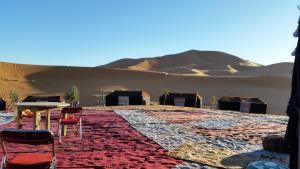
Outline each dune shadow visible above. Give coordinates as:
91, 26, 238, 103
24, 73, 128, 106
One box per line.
18, 65, 291, 114
25, 67, 168, 106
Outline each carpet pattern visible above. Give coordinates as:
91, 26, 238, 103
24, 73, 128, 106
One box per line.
115, 109, 289, 168
0, 109, 182, 169
147, 110, 287, 146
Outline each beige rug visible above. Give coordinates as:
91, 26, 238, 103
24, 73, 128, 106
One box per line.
167, 142, 288, 169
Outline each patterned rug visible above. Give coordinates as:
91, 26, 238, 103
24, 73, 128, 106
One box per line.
115, 109, 289, 168
0, 109, 182, 168
147, 110, 287, 146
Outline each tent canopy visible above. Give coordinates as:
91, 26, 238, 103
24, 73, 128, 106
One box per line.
106, 90, 150, 106
159, 93, 202, 108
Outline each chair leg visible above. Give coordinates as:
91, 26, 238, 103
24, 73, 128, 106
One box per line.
80, 119, 82, 142
38, 113, 41, 127
57, 122, 60, 135
73, 125, 76, 135
51, 158, 56, 169
56, 121, 60, 135
58, 124, 62, 143
1, 155, 6, 169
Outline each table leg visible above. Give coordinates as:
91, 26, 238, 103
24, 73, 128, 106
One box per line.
33, 110, 40, 130
62, 113, 68, 136
45, 110, 51, 130
17, 107, 23, 129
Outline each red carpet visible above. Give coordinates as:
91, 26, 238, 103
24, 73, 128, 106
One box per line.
0, 109, 182, 168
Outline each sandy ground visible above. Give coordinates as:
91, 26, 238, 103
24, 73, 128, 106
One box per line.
0, 62, 291, 115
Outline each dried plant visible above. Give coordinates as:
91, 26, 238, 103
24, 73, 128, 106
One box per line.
65, 85, 80, 107
210, 96, 217, 109
162, 89, 171, 106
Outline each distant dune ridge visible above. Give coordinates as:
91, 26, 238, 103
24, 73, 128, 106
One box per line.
101, 50, 293, 77
0, 50, 293, 115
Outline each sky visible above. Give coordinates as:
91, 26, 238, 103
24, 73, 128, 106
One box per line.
0, 0, 299, 66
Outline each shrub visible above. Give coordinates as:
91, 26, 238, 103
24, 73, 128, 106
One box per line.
9, 90, 19, 103
65, 85, 80, 107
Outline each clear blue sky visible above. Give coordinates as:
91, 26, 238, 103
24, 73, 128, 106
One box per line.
0, 0, 299, 66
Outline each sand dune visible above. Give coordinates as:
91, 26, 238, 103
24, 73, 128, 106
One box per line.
102, 50, 293, 77
0, 61, 291, 115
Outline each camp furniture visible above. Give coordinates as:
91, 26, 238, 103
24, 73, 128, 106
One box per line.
57, 107, 83, 143
15, 102, 70, 130
0, 129, 56, 169
19, 96, 62, 126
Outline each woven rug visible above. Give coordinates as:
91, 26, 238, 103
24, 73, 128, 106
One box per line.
167, 142, 288, 168
0, 109, 182, 168
116, 109, 289, 168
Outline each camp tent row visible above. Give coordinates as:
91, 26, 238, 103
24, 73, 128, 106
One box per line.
104, 91, 267, 114
105, 90, 203, 108
218, 96, 267, 114
0, 91, 267, 114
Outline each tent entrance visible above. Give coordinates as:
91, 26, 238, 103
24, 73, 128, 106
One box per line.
174, 97, 186, 107
118, 96, 129, 105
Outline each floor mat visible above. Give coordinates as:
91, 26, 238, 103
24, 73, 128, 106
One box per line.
116, 109, 289, 168
0, 109, 182, 168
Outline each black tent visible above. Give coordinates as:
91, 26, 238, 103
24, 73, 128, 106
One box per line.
105, 91, 150, 106
218, 96, 267, 114
159, 93, 202, 108
285, 15, 300, 169
0, 99, 6, 111
23, 96, 61, 102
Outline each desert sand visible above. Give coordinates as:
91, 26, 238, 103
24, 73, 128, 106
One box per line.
0, 50, 293, 115
102, 50, 293, 77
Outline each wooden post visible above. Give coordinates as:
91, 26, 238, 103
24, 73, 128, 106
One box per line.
33, 109, 40, 130
62, 113, 68, 136
17, 107, 23, 129
45, 109, 51, 130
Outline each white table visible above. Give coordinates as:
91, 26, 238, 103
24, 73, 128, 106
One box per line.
15, 102, 70, 130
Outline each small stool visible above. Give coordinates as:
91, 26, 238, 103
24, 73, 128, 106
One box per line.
246, 161, 289, 169
262, 135, 288, 153
22, 109, 42, 127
